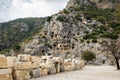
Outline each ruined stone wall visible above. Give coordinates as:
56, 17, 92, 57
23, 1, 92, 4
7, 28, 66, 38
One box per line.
0, 54, 84, 80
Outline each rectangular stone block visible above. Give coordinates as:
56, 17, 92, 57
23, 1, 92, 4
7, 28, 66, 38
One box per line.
0, 69, 12, 75
31, 56, 41, 69
14, 70, 30, 80
80, 60, 85, 67
7, 56, 16, 68
0, 55, 7, 69
30, 68, 40, 78
31, 56, 40, 62
16, 54, 31, 62
31, 62, 41, 69
0, 74, 13, 80
40, 68, 48, 76
14, 62, 31, 70
64, 65, 74, 71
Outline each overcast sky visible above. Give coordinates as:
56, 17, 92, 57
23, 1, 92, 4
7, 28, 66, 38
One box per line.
0, 0, 69, 23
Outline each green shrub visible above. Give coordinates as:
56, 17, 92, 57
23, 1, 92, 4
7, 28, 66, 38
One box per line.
81, 50, 96, 64
80, 39, 84, 42
101, 32, 118, 39
56, 15, 67, 22
92, 39, 97, 43
63, 9, 70, 14
86, 40, 90, 44
83, 34, 97, 40
47, 16, 52, 22
12, 44, 20, 51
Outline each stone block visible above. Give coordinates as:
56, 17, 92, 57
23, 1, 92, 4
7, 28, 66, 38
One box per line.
40, 68, 48, 76
64, 65, 74, 71
31, 62, 41, 69
0, 69, 12, 75
31, 56, 40, 62
14, 62, 31, 70
30, 68, 40, 78
0, 55, 7, 69
53, 57, 63, 64
7, 56, 16, 68
14, 70, 30, 80
40, 63, 48, 69
80, 60, 85, 67
30, 56, 41, 69
0, 74, 13, 80
16, 54, 31, 62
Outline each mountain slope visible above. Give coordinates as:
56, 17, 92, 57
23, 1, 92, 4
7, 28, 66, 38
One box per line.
0, 0, 120, 62
0, 17, 46, 52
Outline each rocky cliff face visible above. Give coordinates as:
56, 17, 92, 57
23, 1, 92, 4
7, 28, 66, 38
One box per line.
66, 0, 120, 9
20, 0, 120, 65
1, 0, 120, 65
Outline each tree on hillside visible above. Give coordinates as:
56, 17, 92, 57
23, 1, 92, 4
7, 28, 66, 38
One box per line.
102, 40, 120, 70
81, 50, 96, 64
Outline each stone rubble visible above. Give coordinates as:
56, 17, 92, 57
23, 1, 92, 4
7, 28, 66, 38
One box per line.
0, 54, 85, 80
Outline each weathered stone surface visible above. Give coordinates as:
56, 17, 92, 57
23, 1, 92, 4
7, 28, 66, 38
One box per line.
16, 54, 31, 62
46, 61, 56, 74
31, 56, 41, 62
79, 60, 85, 67
40, 68, 48, 76
42, 56, 53, 60
60, 64, 65, 72
0, 69, 12, 75
14, 62, 31, 70
55, 63, 60, 73
31, 62, 41, 69
64, 66, 74, 71
7, 56, 16, 68
0, 74, 13, 80
0, 55, 7, 69
30, 68, 40, 78
14, 70, 30, 80
30, 56, 41, 69
40, 63, 48, 69
53, 57, 63, 63
64, 59, 74, 71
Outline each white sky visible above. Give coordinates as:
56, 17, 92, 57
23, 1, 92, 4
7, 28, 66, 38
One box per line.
0, 0, 69, 22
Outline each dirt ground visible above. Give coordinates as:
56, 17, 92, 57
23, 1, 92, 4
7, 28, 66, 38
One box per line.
31, 65, 120, 80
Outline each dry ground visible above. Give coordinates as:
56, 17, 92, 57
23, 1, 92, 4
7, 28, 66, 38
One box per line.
31, 65, 120, 80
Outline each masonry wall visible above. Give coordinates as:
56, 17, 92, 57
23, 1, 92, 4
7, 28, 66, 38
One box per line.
0, 54, 84, 80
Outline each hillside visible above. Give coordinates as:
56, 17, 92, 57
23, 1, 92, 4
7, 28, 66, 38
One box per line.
0, 17, 46, 52
0, 0, 120, 64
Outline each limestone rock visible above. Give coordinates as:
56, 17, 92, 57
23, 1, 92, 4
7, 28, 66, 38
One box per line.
40, 68, 48, 76
7, 56, 16, 68
0, 55, 7, 69
0, 74, 13, 80
16, 54, 31, 62
30, 68, 40, 78
55, 63, 60, 73
14, 70, 30, 80
14, 62, 31, 70
30, 56, 41, 69
64, 59, 74, 71
64, 65, 74, 71
0, 69, 12, 75
53, 57, 63, 64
